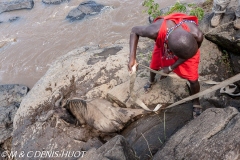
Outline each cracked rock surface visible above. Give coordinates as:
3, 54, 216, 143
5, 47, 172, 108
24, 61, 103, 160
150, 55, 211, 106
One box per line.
153, 107, 240, 160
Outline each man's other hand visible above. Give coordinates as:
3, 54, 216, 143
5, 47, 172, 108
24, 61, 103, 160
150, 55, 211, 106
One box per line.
161, 67, 171, 74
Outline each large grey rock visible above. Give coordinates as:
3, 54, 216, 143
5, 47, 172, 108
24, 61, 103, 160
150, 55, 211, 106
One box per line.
0, 84, 28, 159
81, 135, 139, 160
42, 0, 69, 5
202, 12, 239, 53
12, 42, 135, 158
0, 0, 34, 14
153, 107, 240, 160
121, 103, 192, 160
66, 1, 105, 22
208, 94, 240, 112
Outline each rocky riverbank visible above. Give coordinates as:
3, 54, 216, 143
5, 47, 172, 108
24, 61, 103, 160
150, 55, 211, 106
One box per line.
1, 0, 240, 160
6, 35, 239, 160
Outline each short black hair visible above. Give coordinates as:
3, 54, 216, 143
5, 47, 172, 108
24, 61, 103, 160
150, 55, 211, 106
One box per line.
168, 28, 198, 59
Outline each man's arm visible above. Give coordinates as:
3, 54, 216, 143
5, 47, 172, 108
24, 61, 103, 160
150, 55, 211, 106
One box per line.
171, 58, 186, 70
128, 23, 159, 71
162, 58, 187, 74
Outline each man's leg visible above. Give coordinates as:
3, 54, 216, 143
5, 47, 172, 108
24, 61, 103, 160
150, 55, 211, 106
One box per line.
144, 71, 156, 93
188, 79, 202, 118
234, 0, 240, 29
211, 0, 231, 27
149, 71, 156, 83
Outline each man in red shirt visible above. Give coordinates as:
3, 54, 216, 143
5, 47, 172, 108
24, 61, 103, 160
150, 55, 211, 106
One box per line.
128, 13, 203, 118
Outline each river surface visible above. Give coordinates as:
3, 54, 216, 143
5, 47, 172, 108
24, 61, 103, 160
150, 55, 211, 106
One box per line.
0, 0, 200, 88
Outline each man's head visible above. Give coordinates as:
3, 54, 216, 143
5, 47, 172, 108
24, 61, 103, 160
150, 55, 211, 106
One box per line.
168, 28, 198, 59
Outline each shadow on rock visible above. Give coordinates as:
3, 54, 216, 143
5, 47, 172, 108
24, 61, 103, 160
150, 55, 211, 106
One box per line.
121, 103, 193, 160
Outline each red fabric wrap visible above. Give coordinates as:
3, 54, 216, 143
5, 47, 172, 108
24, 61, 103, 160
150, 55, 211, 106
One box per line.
149, 13, 199, 81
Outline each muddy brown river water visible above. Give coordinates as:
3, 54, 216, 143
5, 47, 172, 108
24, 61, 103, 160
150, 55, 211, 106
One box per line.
0, 0, 202, 88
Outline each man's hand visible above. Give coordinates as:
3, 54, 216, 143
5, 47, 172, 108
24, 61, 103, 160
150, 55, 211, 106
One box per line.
128, 58, 136, 71
161, 67, 171, 74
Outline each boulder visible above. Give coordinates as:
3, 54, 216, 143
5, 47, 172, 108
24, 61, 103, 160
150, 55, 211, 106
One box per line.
121, 103, 193, 160
198, 38, 233, 81
42, 0, 69, 5
199, 0, 240, 55
153, 107, 240, 160
81, 135, 139, 160
12, 42, 138, 157
66, 1, 106, 22
208, 94, 240, 112
0, 84, 28, 159
0, 0, 34, 14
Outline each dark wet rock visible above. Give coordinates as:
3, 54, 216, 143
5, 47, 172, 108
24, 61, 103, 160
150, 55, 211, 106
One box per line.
208, 95, 240, 112
81, 135, 139, 160
0, 0, 34, 14
229, 52, 240, 86
229, 53, 240, 74
153, 107, 240, 160
66, 1, 105, 22
121, 103, 192, 160
42, 0, 69, 5
9, 16, 20, 22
